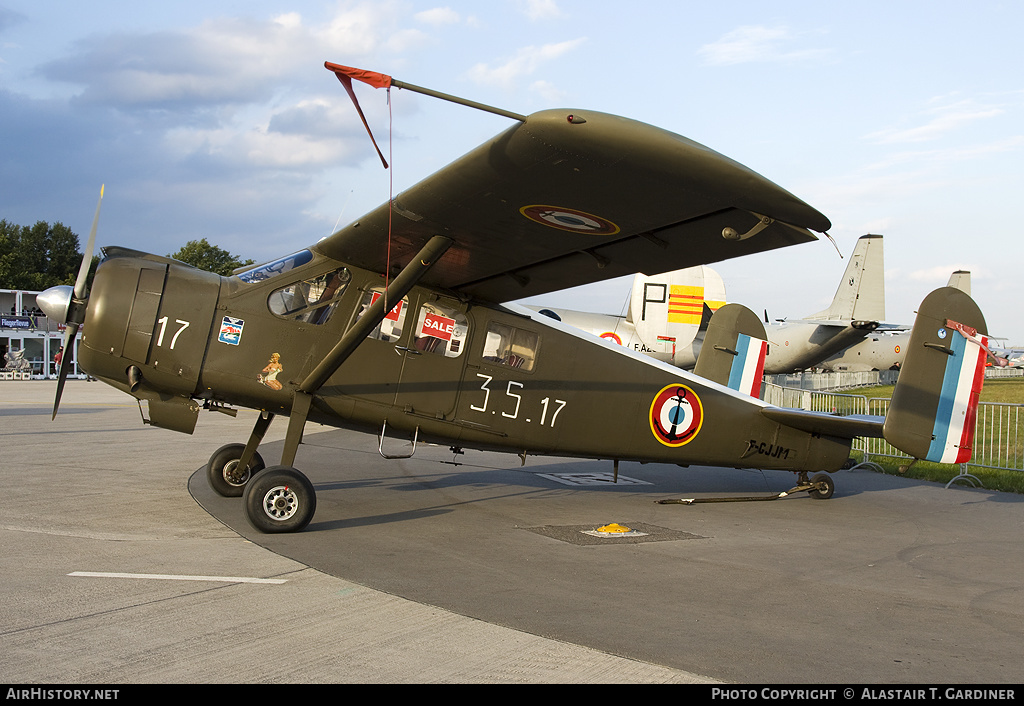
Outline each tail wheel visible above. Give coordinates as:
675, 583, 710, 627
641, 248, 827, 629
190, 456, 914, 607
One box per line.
207, 443, 265, 497
243, 466, 316, 533
809, 472, 835, 500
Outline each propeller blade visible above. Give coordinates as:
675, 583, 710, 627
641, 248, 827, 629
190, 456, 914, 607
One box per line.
54, 184, 103, 419
51, 324, 80, 420
74, 185, 103, 301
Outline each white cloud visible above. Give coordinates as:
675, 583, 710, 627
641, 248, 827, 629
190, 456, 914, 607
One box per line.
41, 3, 406, 109
530, 79, 567, 103
519, 0, 565, 21
415, 8, 462, 26
273, 12, 303, 30
466, 38, 585, 87
865, 99, 1006, 144
165, 119, 355, 171
698, 25, 827, 66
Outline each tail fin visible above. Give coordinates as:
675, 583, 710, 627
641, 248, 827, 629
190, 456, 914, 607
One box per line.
627, 265, 726, 366
883, 287, 988, 463
946, 270, 971, 295
693, 304, 768, 398
808, 234, 885, 322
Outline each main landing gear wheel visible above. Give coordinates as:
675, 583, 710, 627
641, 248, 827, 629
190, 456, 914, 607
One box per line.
243, 466, 316, 534
207, 443, 266, 497
809, 472, 835, 500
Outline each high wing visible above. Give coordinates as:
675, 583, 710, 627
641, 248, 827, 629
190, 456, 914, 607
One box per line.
314, 109, 830, 303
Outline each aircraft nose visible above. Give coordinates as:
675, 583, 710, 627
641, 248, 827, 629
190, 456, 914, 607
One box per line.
36, 285, 73, 323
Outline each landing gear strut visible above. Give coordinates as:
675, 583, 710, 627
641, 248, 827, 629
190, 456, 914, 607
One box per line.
204, 235, 454, 533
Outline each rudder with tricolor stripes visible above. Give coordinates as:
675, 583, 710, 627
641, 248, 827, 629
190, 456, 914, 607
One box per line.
883, 287, 988, 464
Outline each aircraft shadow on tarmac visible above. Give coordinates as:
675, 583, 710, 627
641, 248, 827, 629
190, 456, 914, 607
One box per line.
0, 405, 110, 417
190, 428, 895, 541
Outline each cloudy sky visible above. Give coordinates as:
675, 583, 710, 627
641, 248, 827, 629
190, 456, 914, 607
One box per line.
2, 1, 1022, 343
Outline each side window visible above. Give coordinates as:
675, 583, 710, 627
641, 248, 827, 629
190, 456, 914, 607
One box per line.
268, 267, 351, 325
481, 322, 540, 371
357, 288, 409, 342
413, 301, 469, 358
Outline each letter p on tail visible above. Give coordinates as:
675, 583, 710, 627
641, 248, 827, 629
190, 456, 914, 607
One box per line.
883, 287, 988, 464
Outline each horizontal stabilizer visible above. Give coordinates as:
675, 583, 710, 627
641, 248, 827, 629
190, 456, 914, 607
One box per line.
761, 408, 884, 439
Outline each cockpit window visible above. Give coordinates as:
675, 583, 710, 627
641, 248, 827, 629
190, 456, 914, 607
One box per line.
237, 250, 314, 283
268, 267, 351, 324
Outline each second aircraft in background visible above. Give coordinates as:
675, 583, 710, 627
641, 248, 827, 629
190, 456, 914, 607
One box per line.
533, 234, 889, 375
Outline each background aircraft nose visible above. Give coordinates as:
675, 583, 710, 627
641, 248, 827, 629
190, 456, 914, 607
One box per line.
36, 285, 73, 322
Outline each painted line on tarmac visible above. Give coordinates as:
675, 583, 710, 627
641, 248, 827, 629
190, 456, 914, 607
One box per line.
69, 571, 287, 584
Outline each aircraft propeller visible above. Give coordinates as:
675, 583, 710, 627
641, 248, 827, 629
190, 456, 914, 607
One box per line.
36, 185, 104, 419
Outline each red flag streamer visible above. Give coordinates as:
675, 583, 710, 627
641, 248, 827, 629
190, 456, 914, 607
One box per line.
326, 62, 397, 301
946, 318, 1007, 367
325, 62, 393, 169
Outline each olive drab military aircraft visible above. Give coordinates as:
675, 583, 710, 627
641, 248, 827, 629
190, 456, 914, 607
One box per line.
37, 63, 994, 534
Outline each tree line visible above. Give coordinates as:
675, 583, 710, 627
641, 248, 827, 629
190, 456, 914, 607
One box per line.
1, 219, 254, 290
0, 220, 85, 291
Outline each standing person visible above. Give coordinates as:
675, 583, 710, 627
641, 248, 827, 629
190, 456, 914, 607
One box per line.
53, 346, 63, 376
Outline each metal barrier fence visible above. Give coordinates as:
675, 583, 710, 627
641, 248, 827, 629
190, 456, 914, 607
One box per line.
855, 398, 1024, 473
764, 369, 900, 391
761, 383, 868, 416
762, 382, 1024, 474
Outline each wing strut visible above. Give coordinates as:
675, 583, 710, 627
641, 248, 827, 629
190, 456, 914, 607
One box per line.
276, 235, 454, 468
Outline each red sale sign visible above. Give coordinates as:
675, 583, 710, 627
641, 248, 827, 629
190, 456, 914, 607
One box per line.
369, 292, 403, 321
422, 312, 456, 341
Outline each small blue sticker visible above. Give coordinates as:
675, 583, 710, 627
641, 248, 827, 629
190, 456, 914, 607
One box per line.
219, 316, 244, 345
938, 328, 947, 339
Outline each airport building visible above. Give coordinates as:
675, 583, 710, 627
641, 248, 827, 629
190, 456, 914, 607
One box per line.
1, 288, 83, 379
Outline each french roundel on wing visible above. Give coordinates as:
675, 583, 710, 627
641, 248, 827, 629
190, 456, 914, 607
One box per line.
520, 205, 620, 235
649, 384, 704, 448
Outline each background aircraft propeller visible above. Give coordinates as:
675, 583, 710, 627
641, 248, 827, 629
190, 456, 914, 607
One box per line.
36, 185, 103, 419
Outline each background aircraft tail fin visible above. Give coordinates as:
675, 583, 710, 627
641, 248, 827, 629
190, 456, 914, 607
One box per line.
693, 304, 768, 398
883, 287, 988, 464
808, 234, 885, 322
627, 266, 726, 366
946, 270, 971, 295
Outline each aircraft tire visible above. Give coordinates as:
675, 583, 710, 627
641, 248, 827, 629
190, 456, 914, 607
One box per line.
243, 466, 316, 533
809, 472, 835, 500
207, 443, 266, 497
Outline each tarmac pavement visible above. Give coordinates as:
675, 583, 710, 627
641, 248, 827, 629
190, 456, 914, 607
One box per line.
0, 380, 710, 684
4, 380, 1024, 685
